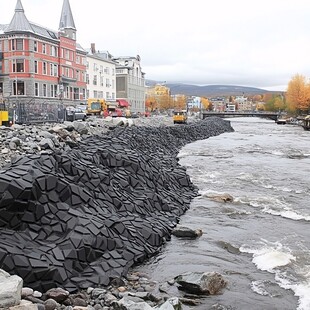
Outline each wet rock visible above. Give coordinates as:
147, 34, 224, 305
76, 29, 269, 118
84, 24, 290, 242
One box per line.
206, 193, 234, 203
175, 272, 227, 295
171, 226, 203, 238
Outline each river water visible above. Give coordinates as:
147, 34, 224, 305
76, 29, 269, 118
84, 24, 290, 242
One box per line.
133, 117, 310, 310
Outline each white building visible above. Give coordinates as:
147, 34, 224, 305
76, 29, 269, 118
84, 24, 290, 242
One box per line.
113, 55, 146, 113
86, 44, 116, 101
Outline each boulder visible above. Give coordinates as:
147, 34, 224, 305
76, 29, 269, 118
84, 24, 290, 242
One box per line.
0, 269, 23, 308
175, 272, 227, 295
171, 226, 203, 238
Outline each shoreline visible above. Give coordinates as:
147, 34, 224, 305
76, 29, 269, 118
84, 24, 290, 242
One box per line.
0, 116, 234, 308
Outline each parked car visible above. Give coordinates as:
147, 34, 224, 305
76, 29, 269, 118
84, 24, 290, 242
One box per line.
65, 106, 87, 121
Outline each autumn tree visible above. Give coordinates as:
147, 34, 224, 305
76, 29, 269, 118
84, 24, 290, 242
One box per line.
286, 74, 310, 113
157, 93, 173, 110
145, 95, 158, 112
200, 97, 212, 110
252, 94, 263, 102
264, 94, 285, 112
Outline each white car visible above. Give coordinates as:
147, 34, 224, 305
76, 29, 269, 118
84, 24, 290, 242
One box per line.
66, 106, 87, 121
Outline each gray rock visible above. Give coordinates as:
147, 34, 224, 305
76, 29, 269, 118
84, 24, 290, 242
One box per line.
0, 269, 23, 308
171, 226, 203, 238
175, 272, 227, 295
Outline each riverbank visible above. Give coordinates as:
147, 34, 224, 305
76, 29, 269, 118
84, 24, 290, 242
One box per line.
0, 116, 234, 309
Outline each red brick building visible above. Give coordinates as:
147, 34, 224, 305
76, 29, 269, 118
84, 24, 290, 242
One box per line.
0, 0, 86, 120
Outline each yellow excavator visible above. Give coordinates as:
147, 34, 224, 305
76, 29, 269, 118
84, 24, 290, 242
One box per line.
86, 98, 106, 115
173, 110, 188, 124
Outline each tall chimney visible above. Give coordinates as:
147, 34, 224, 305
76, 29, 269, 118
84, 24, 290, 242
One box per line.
91, 43, 96, 54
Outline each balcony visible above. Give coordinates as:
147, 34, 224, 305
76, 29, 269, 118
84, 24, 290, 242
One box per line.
59, 75, 77, 84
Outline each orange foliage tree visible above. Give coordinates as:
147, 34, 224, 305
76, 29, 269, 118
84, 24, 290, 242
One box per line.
145, 95, 158, 112
200, 97, 211, 110
174, 95, 187, 110
286, 74, 310, 113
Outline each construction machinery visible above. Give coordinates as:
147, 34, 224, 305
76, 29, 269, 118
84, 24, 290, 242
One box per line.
86, 99, 106, 115
0, 103, 9, 126
173, 110, 188, 124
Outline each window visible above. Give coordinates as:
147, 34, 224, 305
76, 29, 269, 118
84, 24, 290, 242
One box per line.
106, 79, 110, 87
50, 63, 53, 76
74, 88, 79, 100
34, 41, 37, 52
51, 46, 57, 57
43, 84, 47, 97
100, 76, 104, 86
93, 63, 97, 71
86, 74, 89, 84
34, 60, 38, 73
76, 55, 80, 64
50, 85, 57, 97
35, 83, 39, 96
13, 80, 25, 95
42, 43, 46, 54
53, 64, 58, 77
13, 59, 24, 72
93, 90, 98, 98
43, 62, 47, 74
11, 39, 24, 51
93, 75, 97, 85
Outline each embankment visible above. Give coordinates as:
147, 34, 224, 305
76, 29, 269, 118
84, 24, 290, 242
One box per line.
0, 117, 234, 292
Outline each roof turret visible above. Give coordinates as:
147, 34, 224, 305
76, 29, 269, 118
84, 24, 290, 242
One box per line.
5, 0, 33, 33
59, 0, 76, 31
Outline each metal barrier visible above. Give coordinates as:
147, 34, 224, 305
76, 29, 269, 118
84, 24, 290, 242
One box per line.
9, 101, 65, 124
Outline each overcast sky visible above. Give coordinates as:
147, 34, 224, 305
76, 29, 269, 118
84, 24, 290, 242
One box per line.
1, 0, 310, 91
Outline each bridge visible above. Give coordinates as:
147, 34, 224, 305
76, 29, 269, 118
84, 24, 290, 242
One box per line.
202, 111, 280, 121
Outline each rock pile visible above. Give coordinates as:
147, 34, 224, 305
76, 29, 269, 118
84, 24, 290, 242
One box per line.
0, 117, 234, 294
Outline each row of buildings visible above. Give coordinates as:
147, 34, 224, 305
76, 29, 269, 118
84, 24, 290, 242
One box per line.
0, 0, 146, 115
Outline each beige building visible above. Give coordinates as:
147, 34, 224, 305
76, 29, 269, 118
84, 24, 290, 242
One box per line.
113, 55, 145, 113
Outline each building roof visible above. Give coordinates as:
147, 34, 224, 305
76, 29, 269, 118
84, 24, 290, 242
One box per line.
59, 0, 76, 31
0, 0, 86, 51
5, 0, 34, 33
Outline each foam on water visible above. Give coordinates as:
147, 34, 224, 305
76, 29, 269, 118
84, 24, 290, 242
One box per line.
241, 240, 310, 310
263, 207, 310, 221
234, 195, 310, 222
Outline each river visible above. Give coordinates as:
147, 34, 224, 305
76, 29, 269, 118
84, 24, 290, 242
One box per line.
133, 117, 310, 310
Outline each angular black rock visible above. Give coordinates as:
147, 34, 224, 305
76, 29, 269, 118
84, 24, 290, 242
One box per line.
0, 117, 234, 292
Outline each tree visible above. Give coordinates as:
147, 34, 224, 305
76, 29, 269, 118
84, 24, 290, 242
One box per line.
200, 97, 211, 110
264, 94, 285, 112
286, 74, 310, 113
145, 95, 158, 112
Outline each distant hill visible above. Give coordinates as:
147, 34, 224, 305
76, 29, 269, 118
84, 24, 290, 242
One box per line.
146, 81, 273, 97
